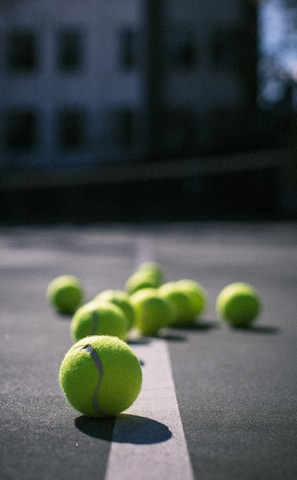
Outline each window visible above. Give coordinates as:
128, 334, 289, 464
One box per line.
6, 30, 37, 72
57, 109, 86, 150
118, 28, 138, 69
57, 30, 83, 71
176, 41, 195, 68
166, 30, 196, 69
5, 109, 37, 150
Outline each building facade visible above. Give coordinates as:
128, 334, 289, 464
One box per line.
0, 0, 258, 170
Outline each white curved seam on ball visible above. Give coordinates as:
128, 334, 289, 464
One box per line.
81, 344, 105, 416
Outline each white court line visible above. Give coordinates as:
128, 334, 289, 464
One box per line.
105, 338, 195, 480
133, 232, 156, 269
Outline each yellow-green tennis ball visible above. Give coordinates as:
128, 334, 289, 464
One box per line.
46, 275, 84, 314
125, 270, 160, 294
216, 282, 261, 328
71, 301, 127, 342
130, 288, 174, 336
159, 281, 193, 325
175, 279, 207, 319
59, 335, 142, 417
94, 289, 135, 331
137, 261, 165, 285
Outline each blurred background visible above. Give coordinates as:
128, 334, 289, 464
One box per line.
0, 0, 296, 223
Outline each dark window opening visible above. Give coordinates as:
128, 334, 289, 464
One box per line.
57, 30, 83, 71
6, 31, 37, 72
57, 109, 86, 150
176, 41, 196, 67
166, 30, 196, 69
119, 28, 138, 69
5, 109, 37, 150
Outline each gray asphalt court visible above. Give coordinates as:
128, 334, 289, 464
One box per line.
1, 221, 297, 480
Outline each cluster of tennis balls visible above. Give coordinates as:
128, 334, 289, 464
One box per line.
46, 262, 262, 418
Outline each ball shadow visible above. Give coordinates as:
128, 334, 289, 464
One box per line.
230, 324, 280, 334
55, 311, 72, 320
159, 331, 188, 342
127, 337, 152, 346
167, 319, 221, 334
75, 416, 115, 442
130, 331, 187, 343
75, 414, 172, 445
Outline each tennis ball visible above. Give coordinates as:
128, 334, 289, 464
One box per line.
175, 279, 207, 319
216, 282, 261, 328
94, 289, 135, 331
159, 281, 194, 325
59, 335, 142, 417
125, 270, 160, 294
71, 300, 127, 342
137, 261, 165, 285
46, 274, 84, 314
130, 288, 174, 336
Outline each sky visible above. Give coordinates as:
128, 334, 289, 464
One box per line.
259, 0, 297, 103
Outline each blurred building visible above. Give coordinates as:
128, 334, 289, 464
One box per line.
0, 0, 260, 171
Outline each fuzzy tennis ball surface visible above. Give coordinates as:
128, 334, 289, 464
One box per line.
71, 300, 127, 342
130, 288, 173, 336
125, 270, 160, 294
46, 274, 84, 314
159, 281, 194, 325
175, 279, 207, 319
94, 289, 135, 331
216, 282, 261, 328
137, 261, 165, 285
59, 335, 142, 417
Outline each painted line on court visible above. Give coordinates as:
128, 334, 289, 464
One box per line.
105, 338, 194, 480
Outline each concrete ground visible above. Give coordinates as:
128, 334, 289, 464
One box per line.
0, 220, 297, 479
